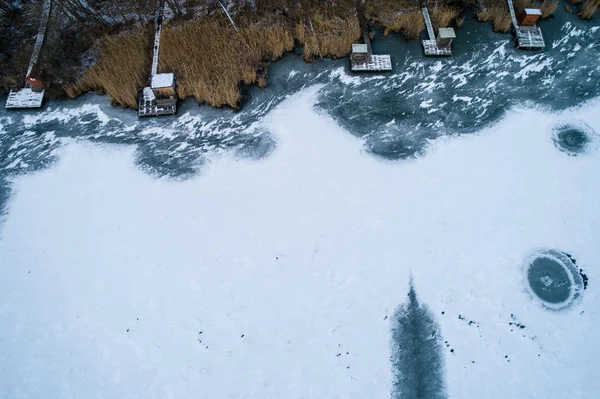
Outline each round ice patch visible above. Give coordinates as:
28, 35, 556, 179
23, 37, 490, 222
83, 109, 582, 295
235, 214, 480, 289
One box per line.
552, 121, 598, 156
523, 249, 584, 310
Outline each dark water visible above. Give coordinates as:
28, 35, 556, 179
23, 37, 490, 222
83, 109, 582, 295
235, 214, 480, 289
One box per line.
390, 282, 446, 399
552, 121, 597, 156
528, 257, 572, 304
525, 249, 585, 309
0, 8, 599, 215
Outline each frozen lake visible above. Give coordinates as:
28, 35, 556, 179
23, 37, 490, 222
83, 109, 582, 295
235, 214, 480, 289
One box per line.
0, 9, 599, 399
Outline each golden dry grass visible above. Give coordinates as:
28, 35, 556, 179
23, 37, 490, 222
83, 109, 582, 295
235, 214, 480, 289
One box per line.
540, 0, 560, 17
430, 6, 460, 29
295, 13, 360, 61
365, 0, 424, 39
579, 0, 600, 18
367, 0, 460, 40
388, 10, 425, 39
65, 16, 295, 109
159, 17, 293, 108
64, 29, 151, 108
477, 0, 513, 33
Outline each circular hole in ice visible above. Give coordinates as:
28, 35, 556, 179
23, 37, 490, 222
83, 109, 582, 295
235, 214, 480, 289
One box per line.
552, 121, 598, 156
524, 249, 584, 311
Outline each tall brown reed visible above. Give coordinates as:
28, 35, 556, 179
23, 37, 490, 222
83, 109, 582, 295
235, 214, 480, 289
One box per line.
540, 0, 560, 18
64, 29, 151, 108
579, 0, 600, 18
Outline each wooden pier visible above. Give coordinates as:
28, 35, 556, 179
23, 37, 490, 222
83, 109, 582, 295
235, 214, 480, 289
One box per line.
421, 6, 455, 56
5, 0, 52, 109
138, 0, 177, 117
507, 0, 544, 49
351, 0, 392, 72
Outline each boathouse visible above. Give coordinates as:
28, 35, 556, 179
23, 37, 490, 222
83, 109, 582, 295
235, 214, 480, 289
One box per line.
519, 9, 542, 26
436, 28, 456, 50
351, 44, 368, 62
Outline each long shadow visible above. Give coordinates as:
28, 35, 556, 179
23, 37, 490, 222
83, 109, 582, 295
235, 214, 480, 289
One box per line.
391, 280, 447, 399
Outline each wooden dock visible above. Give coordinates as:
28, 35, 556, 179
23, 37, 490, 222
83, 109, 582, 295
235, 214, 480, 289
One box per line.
138, 0, 176, 117
5, 0, 52, 109
351, 0, 392, 72
421, 7, 453, 56
507, 0, 545, 49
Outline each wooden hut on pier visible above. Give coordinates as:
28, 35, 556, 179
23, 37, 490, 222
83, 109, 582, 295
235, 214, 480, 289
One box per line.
138, 0, 177, 117
507, 0, 544, 49
421, 7, 456, 56
351, 0, 392, 72
5, 0, 52, 109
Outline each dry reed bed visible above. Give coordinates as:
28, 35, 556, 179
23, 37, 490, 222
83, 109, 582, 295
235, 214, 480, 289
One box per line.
366, 0, 424, 39
366, 0, 460, 40
294, 13, 360, 61
64, 30, 151, 108
159, 17, 294, 108
291, 0, 360, 61
579, 0, 600, 18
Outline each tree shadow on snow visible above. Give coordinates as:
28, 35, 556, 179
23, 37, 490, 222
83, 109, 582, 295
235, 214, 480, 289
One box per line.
390, 279, 447, 399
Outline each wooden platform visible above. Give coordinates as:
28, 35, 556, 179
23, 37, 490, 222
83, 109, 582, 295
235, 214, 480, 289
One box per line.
422, 40, 452, 56
138, 88, 176, 117
421, 7, 453, 57
138, 104, 176, 117
507, 0, 545, 49
516, 26, 545, 49
351, 55, 392, 72
5, 88, 45, 109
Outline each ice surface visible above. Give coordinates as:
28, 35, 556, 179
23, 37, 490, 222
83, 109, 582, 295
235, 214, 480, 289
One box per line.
0, 87, 599, 398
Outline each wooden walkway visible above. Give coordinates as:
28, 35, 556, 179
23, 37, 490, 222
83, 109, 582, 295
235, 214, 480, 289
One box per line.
151, 0, 165, 76
6, 0, 52, 109
506, 0, 545, 49
26, 0, 52, 78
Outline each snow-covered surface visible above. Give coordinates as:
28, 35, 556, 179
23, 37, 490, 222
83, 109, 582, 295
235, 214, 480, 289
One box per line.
5, 88, 45, 109
0, 87, 599, 398
151, 72, 174, 89
524, 8, 543, 16
352, 43, 368, 54
142, 86, 156, 101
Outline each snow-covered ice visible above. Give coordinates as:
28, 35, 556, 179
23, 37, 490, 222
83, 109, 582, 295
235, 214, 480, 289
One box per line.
0, 87, 599, 398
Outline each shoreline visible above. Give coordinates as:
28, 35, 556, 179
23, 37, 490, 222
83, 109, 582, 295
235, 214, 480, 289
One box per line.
1, 0, 598, 111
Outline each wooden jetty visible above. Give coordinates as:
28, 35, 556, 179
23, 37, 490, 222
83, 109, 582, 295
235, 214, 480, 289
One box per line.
507, 0, 544, 49
351, 0, 392, 72
5, 0, 52, 109
421, 6, 455, 56
138, 0, 176, 117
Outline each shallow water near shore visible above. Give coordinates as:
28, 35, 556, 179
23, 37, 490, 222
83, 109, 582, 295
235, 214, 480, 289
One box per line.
1, 8, 600, 399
